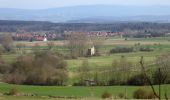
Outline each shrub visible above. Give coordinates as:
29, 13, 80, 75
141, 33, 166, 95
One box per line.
134, 43, 141, 46
110, 47, 134, 53
118, 93, 125, 99
0, 62, 10, 74
139, 46, 153, 52
4, 72, 26, 84
147, 91, 157, 99
108, 79, 124, 86
7, 88, 18, 95
108, 79, 117, 85
133, 88, 156, 99
73, 82, 84, 86
71, 55, 78, 59
4, 51, 68, 86
127, 73, 147, 86
133, 88, 146, 99
101, 91, 112, 99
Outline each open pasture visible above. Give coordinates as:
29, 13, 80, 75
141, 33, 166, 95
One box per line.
0, 37, 170, 99
0, 83, 169, 99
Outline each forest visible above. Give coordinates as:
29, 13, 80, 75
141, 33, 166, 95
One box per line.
1, 20, 170, 37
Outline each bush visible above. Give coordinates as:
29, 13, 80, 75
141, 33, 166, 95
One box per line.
118, 93, 125, 99
108, 79, 117, 85
147, 92, 157, 99
133, 88, 146, 99
5, 88, 18, 96
73, 82, 83, 86
110, 47, 134, 53
133, 88, 156, 99
9, 88, 18, 95
4, 51, 68, 86
127, 74, 147, 86
0, 62, 10, 74
139, 46, 153, 52
108, 79, 124, 86
101, 91, 112, 99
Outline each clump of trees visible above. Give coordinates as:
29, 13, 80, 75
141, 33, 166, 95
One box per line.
66, 32, 88, 58
66, 32, 106, 58
3, 51, 68, 86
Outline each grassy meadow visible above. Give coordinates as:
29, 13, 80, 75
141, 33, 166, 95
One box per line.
0, 83, 169, 99
0, 37, 170, 99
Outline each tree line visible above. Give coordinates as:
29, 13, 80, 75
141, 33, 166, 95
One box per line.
1, 20, 170, 37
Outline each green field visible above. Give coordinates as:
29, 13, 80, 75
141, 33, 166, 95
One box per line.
0, 37, 170, 99
0, 83, 169, 99
2, 37, 170, 74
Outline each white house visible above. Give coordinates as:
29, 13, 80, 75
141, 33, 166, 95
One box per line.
43, 37, 48, 42
88, 46, 95, 56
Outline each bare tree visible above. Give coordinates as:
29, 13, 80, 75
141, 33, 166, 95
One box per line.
154, 54, 170, 100
90, 36, 106, 55
140, 56, 169, 100
78, 59, 90, 82
119, 56, 132, 98
66, 32, 88, 58
0, 34, 14, 52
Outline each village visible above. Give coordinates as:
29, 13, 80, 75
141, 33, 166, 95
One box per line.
13, 31, 124, 41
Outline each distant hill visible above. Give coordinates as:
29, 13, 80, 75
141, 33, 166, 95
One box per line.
0, 5, 170, 23
68, 16, 170, 23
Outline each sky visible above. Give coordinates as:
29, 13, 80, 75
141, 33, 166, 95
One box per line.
0, 0, 170, 9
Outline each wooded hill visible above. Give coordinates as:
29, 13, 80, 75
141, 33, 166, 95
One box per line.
0, 20, 170, 37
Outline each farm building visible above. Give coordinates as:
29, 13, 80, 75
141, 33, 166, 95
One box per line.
87, 46, 95, 56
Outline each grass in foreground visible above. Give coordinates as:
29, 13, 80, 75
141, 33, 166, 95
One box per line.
0, 83, 169, 99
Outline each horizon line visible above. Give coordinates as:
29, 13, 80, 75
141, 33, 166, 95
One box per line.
0, 4, 170, 10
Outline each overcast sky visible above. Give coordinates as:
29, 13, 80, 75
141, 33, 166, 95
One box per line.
0, 0, 170, 9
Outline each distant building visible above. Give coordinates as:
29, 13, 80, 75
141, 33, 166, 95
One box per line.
84, 79, 96, 86
165, 33, 170, 37
43, 37, 48, 42
88, 46, 95, 56
64, 31, 124, 37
